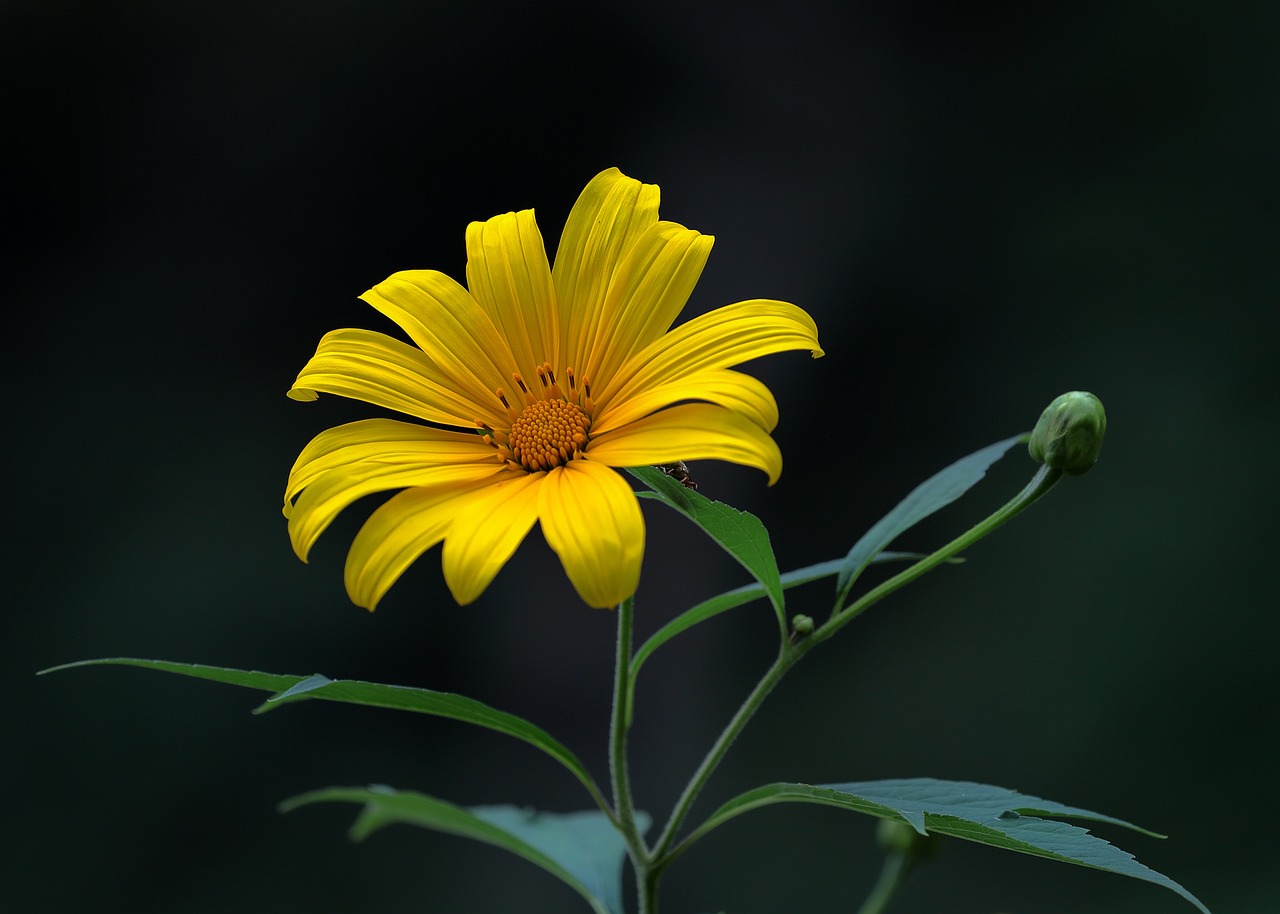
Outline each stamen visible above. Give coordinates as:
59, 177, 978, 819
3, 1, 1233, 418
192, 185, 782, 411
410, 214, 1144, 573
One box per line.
512, 373, 537, 406
494, 387, 520, 423
506, 397, 591, 473
482, 361, 595, 472
533, 362, 565, 399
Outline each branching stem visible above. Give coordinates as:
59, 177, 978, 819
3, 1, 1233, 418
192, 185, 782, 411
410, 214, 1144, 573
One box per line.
628, 464, 1063, 911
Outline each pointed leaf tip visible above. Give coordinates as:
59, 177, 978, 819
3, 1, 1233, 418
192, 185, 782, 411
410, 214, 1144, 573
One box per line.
629, 466, 784, 619
284, 787, 642, 914
836, 434, 1025, 598
691, 779, 1210, 914
255, 673, 336, 713
42, 657, 605, 808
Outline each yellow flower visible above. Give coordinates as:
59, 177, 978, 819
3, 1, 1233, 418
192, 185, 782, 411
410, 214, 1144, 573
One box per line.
283, 168, 823, 610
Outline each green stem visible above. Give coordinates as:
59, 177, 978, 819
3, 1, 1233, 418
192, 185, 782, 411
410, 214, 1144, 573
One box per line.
855, 850, 913, 914
608, 594, 653, 911
818, 465, 1062, 640
649, 640, 807, 866
644, 464, 1062, 900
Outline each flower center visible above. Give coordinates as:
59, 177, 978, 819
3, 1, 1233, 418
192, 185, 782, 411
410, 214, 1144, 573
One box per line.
478, 362, 595, 473
508, 398, 590, 472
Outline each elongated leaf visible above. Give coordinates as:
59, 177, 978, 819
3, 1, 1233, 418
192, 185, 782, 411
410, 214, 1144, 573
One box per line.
690, 778, 1208, 913
631, 559, 840, 685
282, 787, 645, 914
469, 805, 647, 914
629, 466, 783, 619
40, 658, 602, 804
628, 553, 954, 697
835, 434, 1026, 599
623, 553, 952, 727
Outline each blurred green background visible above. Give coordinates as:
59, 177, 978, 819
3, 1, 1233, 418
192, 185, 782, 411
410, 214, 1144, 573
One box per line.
9, 1, 1277, 912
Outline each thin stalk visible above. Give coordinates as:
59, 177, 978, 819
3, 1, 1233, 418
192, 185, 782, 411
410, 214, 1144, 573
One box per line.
649, 640, 806, 865
644, 464, 1063, 898
608, 594, 653, 910
854, 850, 913, 914
817, 466, 1062, 640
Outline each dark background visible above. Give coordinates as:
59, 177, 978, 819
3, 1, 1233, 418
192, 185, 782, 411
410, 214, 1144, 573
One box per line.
9, 1, 1277, 912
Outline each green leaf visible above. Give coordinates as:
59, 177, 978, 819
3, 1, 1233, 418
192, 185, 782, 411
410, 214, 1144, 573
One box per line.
623, 553, 950, 727
39, 658, 604, 807
282, 787, 645, 914
629, 466, 784, 620
628, 553, 954, 698
629, 559, 838, 692
835, 434, 1026, 600
689, 778, 1209, 913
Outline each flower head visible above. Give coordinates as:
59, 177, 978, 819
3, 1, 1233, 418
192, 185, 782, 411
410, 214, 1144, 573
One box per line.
283, 168, 823, 609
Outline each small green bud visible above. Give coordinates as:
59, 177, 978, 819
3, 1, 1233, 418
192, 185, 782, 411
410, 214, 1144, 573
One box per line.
875, 818, 937, 857
1028, 391, 1107, 475
790, 614, 814, 637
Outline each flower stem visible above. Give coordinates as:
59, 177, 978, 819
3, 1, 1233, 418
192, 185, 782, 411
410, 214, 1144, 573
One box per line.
649, 640, 806, 866
819, 465, 1062, 638
855, 849, 913, 914
609, 594, 653, 910
642, 464, 1062, 902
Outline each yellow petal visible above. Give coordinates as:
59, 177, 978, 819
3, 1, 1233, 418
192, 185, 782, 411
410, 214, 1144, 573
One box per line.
360, 270, 518, 413
551, 168, 660, 375
441, 472, 544, 605
288, 328, 505, 429
538, 461, 644, 608
582, 221, 713, 392
285, 420, 504, 560
594, 299, 823, 414
590, 368, 778, 436
344, 476, 504, 611
465, 209, 559, 382
284, 418, 499, 514
586, 403, 783, 484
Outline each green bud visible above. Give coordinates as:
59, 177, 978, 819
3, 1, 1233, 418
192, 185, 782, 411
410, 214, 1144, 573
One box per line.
875, 818, 937, 857
1028, 391, 1106, 475
790, 614, 814, 637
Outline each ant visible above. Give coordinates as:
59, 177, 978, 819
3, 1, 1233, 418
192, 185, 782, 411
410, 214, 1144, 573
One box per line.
655, 461, 698, 491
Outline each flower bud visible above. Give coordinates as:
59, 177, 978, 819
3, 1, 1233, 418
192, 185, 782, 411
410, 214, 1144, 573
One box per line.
875, 818, 936, 857
790, 614, 815, 638
1028, 391, 1106, 475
